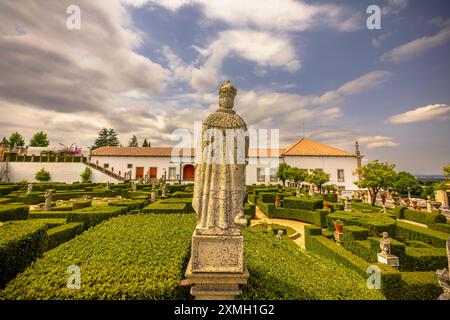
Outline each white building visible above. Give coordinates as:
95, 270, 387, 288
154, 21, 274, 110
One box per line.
89, 138, 362, 190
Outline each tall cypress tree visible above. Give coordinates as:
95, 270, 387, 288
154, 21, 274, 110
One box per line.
92, 128, 119, 149
142, 138, 148, 147
128, 135, 139, 147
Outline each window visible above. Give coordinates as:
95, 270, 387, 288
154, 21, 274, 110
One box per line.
149, 167, 157, 178
103, 163, 109, 169
257, 168, 265, 182
269, 168, 278, 182
127, 164, 133, 169
169, 167, 176, 180
337, 169, 345, 183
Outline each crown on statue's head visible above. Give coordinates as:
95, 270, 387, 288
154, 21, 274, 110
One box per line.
219, 80, 237, 97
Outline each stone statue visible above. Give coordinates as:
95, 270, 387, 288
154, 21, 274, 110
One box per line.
162, 184, 166, 197
44, 189, 54, 211
192, 81, 248, 236
344, 198, 352, 212
296, 185, 301, 197
132, 181, 137, 192
436, 236, 450, 300
186, 80, 249, 300
277, 229, 284, 240
106, 182, 110, 191
151, 190, 156, 203
274, 196, 281, 207
26, 183, 33, 195
379, 232, 391, 255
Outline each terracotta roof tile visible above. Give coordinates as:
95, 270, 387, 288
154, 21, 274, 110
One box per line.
91, 147, 194, 157
281, 138, 354, 157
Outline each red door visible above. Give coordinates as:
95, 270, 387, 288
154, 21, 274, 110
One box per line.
183, 165, 195, 181
136, 167, 144, 179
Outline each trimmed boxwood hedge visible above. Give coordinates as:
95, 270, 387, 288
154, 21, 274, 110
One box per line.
171, 191, 193, 198
240, 227, 384, 300
399, 272, 441, 300
47, 222, 84, 250
108, 199, 149, 211
141, 201, 189, 214
66, 206, 128, 230
0, 204, 29, 221
403, 247, 448, 271
429, 223, 450, 234
1, 214, 196, 299
0, 221, 48, 288
403, 209, 446, 226
396, 221, 449, 248
72, 200, 92, 210
269, 207, 329, 227
283, 197, 323, 211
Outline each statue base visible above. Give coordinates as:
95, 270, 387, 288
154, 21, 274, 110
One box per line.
185, 259, 249, 300
377, 253, 399, 267
185, 233, 249, 300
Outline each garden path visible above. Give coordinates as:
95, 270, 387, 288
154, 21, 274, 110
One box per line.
250, 206, 311, 249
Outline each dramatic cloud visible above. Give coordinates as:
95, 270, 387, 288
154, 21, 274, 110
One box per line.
382, 0, 409, 15
388, 104, 450, 124
147, 0, 361, 32
0, 0, 170, 114
382, 26, 450, 62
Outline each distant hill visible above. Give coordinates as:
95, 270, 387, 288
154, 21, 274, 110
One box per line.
415, 174, 446, 183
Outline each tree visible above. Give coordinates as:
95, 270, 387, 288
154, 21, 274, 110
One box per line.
142, 138, 150, 147
8, 132, 25, 148
355, 160, 396, 206
29, 131, 49, 147
35, 168, 51, 182
92, 128, 120, 149
128, 135, 139, 147
276, 163, 290, 187
306, 169, 330, 194
80, 167, 92, 183
392, 171, 422, 196
443, 164, 450, 179
287, 167, 308, 186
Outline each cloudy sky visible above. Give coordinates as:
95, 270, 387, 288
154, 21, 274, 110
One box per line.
0, 0, 449, 174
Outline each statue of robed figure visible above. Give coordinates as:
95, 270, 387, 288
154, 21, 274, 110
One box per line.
192, 80, 249, 236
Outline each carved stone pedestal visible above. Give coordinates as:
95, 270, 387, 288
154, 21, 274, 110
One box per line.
185, 234, 249, 300
334, 231, 344, 245
377, 253, 399, 267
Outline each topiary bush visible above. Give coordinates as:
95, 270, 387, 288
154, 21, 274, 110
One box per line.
47, 222, 84, 250
35, 168, 51, 182
283, 197, 323, 211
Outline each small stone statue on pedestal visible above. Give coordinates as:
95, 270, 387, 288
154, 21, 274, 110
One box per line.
106, 182, 110, 191
26, 183, 33, 196
344, 198, 352, 212
436, 236, 450, 300
132, 181, 137, 192
277, 229, 284, 240
151, 190, 156, 203
377, 232, 399, 267
161, 184, 166, 197
44, 189, 54, 211
296, 185, 301, 197
274, 195, 281, 207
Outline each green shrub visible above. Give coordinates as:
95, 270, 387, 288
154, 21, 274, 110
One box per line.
72, 200, 92, 210
0, 204, 29, 221
244, 203, 256, 218
429, 223, 450, 234
283, 197, 323, 211
171, 191, 193, 198
403, 247, 448, 271
67, 206, 127, 230
141, 201, 188, 214
350, 201, 382, 213
1, 214, 196, 299
28, 218, 66, 228
322, 193, 338, 203
399, 272, 441, 300
47, 222, 84, 250
0, 185, 15, 196
80, 167, 92, 183
270, 207, 328, 227
403, 209, 447, 226
35, 168, 51, 182
393, 206, 406, 219
29, 211, 69, 219
108, 199, 149, 211
0, 221, 48, 287
396, 221, 449, 247
327, 211, 396, 238
240, 228, 384, 300
344, 226, 369, 241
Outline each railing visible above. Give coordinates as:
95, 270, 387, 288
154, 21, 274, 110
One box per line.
2, 154, 87, 163
84, 161, 125, 181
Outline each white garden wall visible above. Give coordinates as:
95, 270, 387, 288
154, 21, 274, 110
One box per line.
3, 162, 119, 183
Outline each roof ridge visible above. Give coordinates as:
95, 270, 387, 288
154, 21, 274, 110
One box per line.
282, 137, 304, 155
